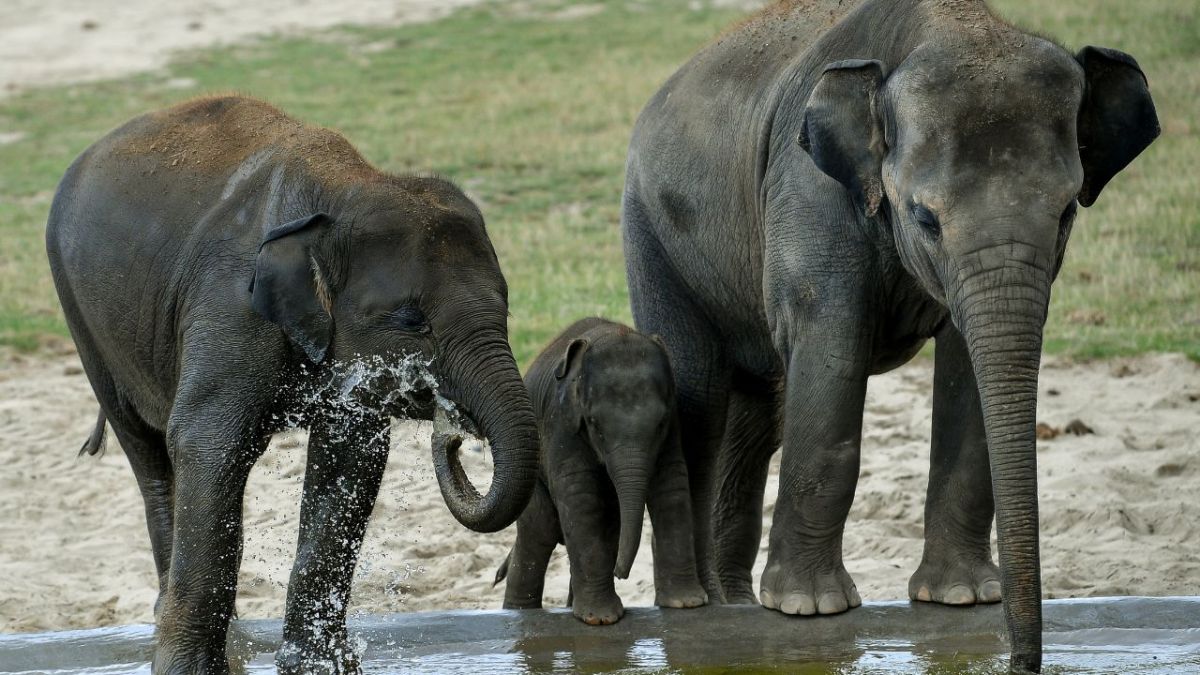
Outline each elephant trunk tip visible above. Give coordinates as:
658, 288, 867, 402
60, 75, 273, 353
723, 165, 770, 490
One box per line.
614, 550, 635, 580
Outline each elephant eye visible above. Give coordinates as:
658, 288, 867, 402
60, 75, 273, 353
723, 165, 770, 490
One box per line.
910, 203, 941, 237
388, 305, 430, 334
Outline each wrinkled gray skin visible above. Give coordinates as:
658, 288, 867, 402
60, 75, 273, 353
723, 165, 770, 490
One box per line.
494, 318, 707, 625
621, 1, 1158, 672
46, 96, 538, 675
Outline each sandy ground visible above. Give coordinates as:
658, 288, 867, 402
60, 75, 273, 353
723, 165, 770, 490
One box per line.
1, 347, 1196, 633
0, 0, 487, 99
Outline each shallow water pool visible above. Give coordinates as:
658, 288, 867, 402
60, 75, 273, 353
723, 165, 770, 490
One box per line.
2, 597, 1197, 673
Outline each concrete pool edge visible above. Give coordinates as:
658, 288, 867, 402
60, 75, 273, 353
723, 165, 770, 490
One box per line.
2, 596, 1198, 671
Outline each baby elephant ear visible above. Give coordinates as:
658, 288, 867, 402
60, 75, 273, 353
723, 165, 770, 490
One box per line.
249, 213, 334, 364
1075, 46, 1161, 207
799, 59, 887, 216
554, 338, 589, 380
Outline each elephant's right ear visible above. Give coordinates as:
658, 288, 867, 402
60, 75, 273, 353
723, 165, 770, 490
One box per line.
554, 338, 589, 380
249, 213, 334, 364
798, 59, 887, 216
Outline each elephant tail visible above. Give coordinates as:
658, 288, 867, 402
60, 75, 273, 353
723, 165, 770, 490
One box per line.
78, 411, 107, 457
493, 550, 512, 587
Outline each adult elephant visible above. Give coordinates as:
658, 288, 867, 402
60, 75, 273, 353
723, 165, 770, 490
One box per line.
620, 1, 1158, 672
46, 95, 538, 674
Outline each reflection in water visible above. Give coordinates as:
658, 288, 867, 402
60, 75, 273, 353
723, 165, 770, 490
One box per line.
626, 637, 668, 671
5, 608, 1200, 674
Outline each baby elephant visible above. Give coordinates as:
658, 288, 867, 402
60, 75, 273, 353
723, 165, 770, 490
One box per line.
496, 317, 707, 624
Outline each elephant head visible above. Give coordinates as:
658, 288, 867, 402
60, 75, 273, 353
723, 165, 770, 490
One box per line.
799, 38, 1158, 670
556, 330, 676, 579
250, 178, 538, 533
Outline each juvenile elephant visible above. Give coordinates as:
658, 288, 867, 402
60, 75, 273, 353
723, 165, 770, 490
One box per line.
492, 318, 707, 624
46, 96, 538, 674
621, 1, 1158, 671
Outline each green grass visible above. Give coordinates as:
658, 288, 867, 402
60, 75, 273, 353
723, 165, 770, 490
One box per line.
0, 0, 1195, 364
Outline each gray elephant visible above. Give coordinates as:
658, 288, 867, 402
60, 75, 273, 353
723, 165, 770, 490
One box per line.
491, 318, 707, 624
46, 96, 538, 674
620, 1, 1158, 672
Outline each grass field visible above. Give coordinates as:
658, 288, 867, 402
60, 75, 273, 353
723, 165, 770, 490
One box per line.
0, 0, 1195, 364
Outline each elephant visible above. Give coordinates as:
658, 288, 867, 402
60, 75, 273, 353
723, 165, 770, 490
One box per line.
45, 95, 539, 674
490, 317, 707, 624
620, 1, 1158, 672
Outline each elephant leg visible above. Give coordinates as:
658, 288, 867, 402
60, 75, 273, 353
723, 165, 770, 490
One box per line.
109, 414, 175, 617
155, 429, 263, 674
61, 312, 176, 616
625, 209, 732, 601
760, 334, 867, 616
561, 470, 623, 625
502, 481, 561, 610
909, 323, 1001, 605
647, 422, 708, 609
277, 414, 390, 675
712, 382, 779, 604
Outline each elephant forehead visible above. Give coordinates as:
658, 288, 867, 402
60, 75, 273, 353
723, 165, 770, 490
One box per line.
888, 40, 1082, 131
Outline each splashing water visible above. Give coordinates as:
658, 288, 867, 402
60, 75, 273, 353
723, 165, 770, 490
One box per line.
433, 393, 490, 459
271, 353, 441, 439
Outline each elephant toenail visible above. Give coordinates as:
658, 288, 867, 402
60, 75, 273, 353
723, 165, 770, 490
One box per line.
943, 585, 974, 605
978, 580, 1002, 602
760, 589, 777, 609
849, 586, 862, 607
915, 586, 932, 602
817, 592, 848, 614
780, 593, 816, 615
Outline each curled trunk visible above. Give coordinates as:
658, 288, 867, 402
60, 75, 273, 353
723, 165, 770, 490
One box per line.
431, 328, 539, 533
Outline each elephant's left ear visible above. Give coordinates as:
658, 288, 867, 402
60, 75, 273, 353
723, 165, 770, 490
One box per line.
1076, 46, 1161, 207
249, 213, 334, 363
799, 59, 887, 216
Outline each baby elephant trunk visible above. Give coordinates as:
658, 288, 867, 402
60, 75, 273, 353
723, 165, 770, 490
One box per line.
610, 456, 653, 579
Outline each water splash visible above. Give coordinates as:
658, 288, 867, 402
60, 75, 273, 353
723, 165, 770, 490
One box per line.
272, 353, 440, 438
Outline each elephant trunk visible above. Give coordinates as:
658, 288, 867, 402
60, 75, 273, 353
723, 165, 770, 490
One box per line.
609, 454, 653, 579
431, 327, 539, 533
951, 255, 1050, 674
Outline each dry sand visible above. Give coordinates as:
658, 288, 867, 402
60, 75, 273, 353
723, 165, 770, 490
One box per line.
0, 0, 486, 98
1, 347, 1196, 633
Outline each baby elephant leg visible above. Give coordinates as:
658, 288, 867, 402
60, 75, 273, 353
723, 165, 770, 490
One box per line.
502, 482, 560, 609
648, 424, 708, 609
562, 470, 624, 625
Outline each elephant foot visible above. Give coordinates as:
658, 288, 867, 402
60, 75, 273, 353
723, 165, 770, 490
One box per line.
908, 555, 1001, 605
276, 638, 362, 675
719, 581, 759, 605
759, 556, 861, 616
655, 579, 708, 609
152, 645, 230, 675
572, 591, 625, 625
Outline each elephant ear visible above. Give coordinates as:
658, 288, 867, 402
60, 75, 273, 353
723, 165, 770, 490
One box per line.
249, 213, 334, 363
798, 59, 887, 216
1075, 46, 1160, 207
554, 337, 589, 380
